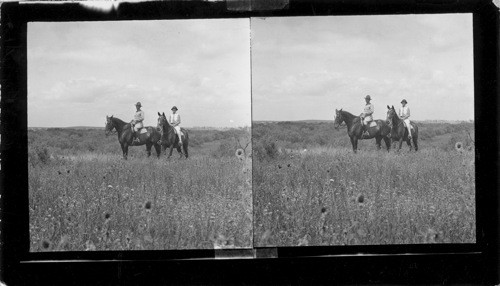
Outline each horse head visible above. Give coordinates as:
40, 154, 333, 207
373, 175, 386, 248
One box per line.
333, 108, 343, 130
386, 105, 397, 126
157, 112, 170, 133
105, 115, 115, 136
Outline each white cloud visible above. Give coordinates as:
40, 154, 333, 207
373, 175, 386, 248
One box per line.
251, 14, 473, 121
28, 19, 251, 127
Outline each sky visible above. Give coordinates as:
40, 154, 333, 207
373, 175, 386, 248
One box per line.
28, 14, 474, 127
251, 14, 474, 121
28, 19, 251, 128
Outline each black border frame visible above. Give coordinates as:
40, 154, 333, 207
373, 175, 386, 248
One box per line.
1, 0, 498, 284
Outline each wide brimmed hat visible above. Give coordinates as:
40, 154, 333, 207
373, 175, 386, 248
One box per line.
171, 106, 178, 111
135, 102, 142, 107
401, 99, 407, 104
365, 95, 371, 100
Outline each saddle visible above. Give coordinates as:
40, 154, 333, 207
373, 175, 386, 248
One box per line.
173, 128, 185, 138
131, 125, 149, 136
402, 122, 414, 131
360, 119, 378, 128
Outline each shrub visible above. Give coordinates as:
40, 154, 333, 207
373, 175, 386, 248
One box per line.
212, 139, 235, 158
29, 145, 51, 165
254, 137, 279, 161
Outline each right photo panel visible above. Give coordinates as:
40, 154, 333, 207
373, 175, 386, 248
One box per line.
251, 15, 475, 246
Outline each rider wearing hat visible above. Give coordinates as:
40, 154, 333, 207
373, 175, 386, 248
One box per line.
399, 99, 412, 139
169, 106, 182, 145
360, 95, 374, 138
132, 102, 144, 144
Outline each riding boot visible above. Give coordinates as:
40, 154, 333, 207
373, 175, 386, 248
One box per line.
362, 125, 370, 139
133, 133, 140, 144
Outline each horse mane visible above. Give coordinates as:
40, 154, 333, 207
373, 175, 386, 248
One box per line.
340, 110, 356, 119
111, 116, 127, 126
108, 116, 131, 133
159, 113, 173, 132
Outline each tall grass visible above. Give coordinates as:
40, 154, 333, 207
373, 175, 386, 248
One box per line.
254, 147, 475, 246
29, 145, 252, 251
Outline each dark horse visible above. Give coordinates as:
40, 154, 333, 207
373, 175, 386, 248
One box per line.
386, 105, 419, 151
333, 109, 392, 153
105, 115, 162, 160
157, 112, 189, 159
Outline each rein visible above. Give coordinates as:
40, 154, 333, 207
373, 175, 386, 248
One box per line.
106, 129, 117, 135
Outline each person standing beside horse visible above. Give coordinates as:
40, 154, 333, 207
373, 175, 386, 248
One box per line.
169, 106, 182, 145
399, 99, 412, 139
131, 102, 145, 144
360, 95, 374, 138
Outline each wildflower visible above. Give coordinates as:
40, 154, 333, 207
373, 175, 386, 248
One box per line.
260, 230, 272, 245
357, 228, 367, 237
357, 194, 365, 203
455, 142, 464, 153
41, 239, 51, 250
235, 149, 245, 161
423, 228, 439, 243
85, 240, 96, 251
297, 234, 310, 246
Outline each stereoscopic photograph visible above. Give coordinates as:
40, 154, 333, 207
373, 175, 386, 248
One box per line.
28, 19, 252, 251
252, 15, 475, 246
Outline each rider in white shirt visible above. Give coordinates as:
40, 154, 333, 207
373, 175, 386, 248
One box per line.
131, 102, 144, 144
399, 99, 412, 139
360, 95, 374, 138
169, 106, 182, 145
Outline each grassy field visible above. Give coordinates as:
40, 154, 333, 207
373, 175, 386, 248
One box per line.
253, 121, 475, 246
29, 128, 252, 251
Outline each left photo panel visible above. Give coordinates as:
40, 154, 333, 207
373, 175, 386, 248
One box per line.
28, 20, 252, 251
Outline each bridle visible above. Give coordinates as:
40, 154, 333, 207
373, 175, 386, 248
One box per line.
157, 117, 165, 137
386, 109, 405, 129
105, 120, 117, 136
334, 113, 347, 130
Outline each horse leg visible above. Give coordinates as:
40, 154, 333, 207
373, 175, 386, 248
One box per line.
122, 143, 128, 160
183, 142, 189, 158
350, 137, 357, 153
168, 145, 174, 159
375, 136, 382, 150
398, 138, 404, 151
406, 139, 412, 151
413, 137, 418, 151
176, 145, 183, 158
153, 143, 161, 158
146, 143, 152, 157
383, 136, 391, 152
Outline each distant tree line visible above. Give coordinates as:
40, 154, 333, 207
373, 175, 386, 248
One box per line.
28, 127, 250, 164
253, 121, 475, 161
